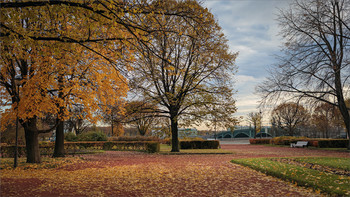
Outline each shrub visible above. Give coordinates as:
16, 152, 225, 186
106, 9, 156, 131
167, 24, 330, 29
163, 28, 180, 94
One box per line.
308, 140, 319, 147
39, 141, 53, 146
182, 137, 204, 141
1, 141, 161, 158
109, 136, 160, 142
249, 139, 270, 144
270, 136, 309, 145
145, 142, 160, 153
162, 138, 171, 145
77, 131, 107, 141
0, 145, 26, 158
180, 140, 219, 149
65, 132, 78, 142
317, 139, 349, 148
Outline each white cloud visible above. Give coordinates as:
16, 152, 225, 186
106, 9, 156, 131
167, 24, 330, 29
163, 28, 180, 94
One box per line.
201, 0, 290, 126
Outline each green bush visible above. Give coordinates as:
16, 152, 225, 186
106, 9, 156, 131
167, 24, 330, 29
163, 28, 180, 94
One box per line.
180, 140, 219, 149
317, 139, 349, 148
249, 139, 271, 144
145, 142, 160, 153
77, 131, 107, 141
65, 132, 78, 142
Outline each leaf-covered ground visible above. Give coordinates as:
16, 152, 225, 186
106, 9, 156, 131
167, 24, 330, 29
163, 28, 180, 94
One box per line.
1, 144, 349, 196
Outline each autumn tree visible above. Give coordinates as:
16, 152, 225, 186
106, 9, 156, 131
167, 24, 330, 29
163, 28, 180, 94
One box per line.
271, 103, 309, 136
1, 0, 217, 162
247, 112, 262, 139
124, 101, 159, 136
0, 2, 130, 161
257, 0, 350, 147
312, 103, 344, 138
129, 0, 237, 152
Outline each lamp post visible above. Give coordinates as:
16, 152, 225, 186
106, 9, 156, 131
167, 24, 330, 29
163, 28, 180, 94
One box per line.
259, 110, 262, 139
14, 75, 22, 168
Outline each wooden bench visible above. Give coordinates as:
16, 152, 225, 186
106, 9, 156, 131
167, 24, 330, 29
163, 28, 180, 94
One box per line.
290, 141, 308, 148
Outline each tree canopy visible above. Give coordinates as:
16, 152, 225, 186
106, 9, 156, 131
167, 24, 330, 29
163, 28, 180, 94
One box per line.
1, 0, 233, 161
129, 0, 237, 151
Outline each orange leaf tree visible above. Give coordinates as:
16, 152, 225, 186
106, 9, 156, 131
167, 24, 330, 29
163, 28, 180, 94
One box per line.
0, 1, 133, 162
1, 0, 213, 162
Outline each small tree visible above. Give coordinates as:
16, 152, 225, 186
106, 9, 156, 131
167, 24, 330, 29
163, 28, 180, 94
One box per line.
312, 103, 343, 138
247, 112, 262, 138
125, 101, 159, 136
271, 103, 309, 136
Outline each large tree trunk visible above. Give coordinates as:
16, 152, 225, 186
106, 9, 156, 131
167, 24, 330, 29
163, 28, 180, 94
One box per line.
53, 74, 66, 157
24, 127, 41, 163
170, 113, 179, 152
53, 120, 65, 157
334, 64, 350, 149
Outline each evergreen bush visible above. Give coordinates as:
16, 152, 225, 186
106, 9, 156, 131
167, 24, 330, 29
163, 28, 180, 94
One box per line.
77, 131, 107, 141
64, 132, 78, 142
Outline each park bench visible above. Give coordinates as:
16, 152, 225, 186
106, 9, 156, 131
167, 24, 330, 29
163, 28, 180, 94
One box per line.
290, 141, 308, 148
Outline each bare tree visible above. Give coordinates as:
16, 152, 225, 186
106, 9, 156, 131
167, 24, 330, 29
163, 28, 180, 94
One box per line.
312, 102, 343, 138
65, 105, 91, 135
257, 0, 350, 147
271, 103, 309, 136
124, 100, 159, 136
247, 112, 262, 139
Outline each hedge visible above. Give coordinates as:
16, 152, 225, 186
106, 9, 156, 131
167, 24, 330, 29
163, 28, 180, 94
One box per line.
101, 141, 160, 153
180, 140, 219, 149
249, 139, 270, 144
265, 137, 349, 148
109, 136, 160, 142
270, 136, 310, 146
317, 139, 349, 148
0, 141, 160, 158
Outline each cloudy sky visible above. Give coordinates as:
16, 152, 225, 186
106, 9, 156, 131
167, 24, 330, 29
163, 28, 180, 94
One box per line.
202, 0, 290, 124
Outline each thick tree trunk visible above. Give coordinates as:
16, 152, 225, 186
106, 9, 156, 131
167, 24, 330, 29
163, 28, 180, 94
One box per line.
53, 74, 66, 157
288, 125, 293, 136
334, 64, 350, 149
170, 114, 179, 152
24, 128, 41, 163
53, 120, 65, 157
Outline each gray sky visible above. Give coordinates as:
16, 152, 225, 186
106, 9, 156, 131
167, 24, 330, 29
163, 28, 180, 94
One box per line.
203, 0, 290, 124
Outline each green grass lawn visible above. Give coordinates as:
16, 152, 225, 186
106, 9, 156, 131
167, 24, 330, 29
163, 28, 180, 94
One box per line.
262, 144, 350, 152
231, 157, 350, 196
159, 144, 234, 154
293, 157, 350, 171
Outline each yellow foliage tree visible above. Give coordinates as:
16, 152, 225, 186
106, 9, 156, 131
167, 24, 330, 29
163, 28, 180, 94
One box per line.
1, 0, 210, 162
0, 1, 131, 162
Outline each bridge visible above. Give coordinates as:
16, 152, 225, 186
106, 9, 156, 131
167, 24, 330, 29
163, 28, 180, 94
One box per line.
215, 128, 272, 139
